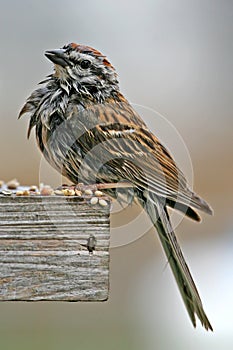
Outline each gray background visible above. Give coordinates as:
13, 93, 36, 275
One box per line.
0, 0, 233, 349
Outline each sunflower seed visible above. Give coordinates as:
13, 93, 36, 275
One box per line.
84, 189, 93, 196
29, 185, 38, 192
94, 190, 103, 197
1, 190, 12, 196
75, 189, 82, 197
90, 197, 98, 205
62, 189, 76, 196
99, 199, 108, 207
54, 190, 64, 196
23, 190, 30, 196
6, 179, 20, 189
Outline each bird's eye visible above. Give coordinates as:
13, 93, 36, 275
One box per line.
80, 60, 91, 69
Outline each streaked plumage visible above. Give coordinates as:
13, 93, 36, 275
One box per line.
19, 43, 213, 330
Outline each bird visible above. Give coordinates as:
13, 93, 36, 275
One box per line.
19, 42, 213, 330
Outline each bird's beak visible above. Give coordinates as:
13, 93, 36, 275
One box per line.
45, 49, 68, 67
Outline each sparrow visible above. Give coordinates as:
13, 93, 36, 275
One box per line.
19, 42, 213, 330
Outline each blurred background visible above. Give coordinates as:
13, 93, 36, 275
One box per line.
0, 0, 233, 349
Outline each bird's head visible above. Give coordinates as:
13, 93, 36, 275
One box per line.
45, 43, 119, 99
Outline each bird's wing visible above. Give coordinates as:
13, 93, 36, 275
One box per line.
74, 116, 212, 215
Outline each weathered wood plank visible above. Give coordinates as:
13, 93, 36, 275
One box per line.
0, 193, 110, 301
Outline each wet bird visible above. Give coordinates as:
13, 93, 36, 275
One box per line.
19, 43, 213, 330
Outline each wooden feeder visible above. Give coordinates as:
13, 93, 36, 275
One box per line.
0, 191, 110, 301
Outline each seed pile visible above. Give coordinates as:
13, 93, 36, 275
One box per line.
0, 179, 110, 206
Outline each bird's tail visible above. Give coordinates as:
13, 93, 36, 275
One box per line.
144, 194, 213, 331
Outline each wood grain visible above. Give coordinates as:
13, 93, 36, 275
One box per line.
0, 194, 110, 301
